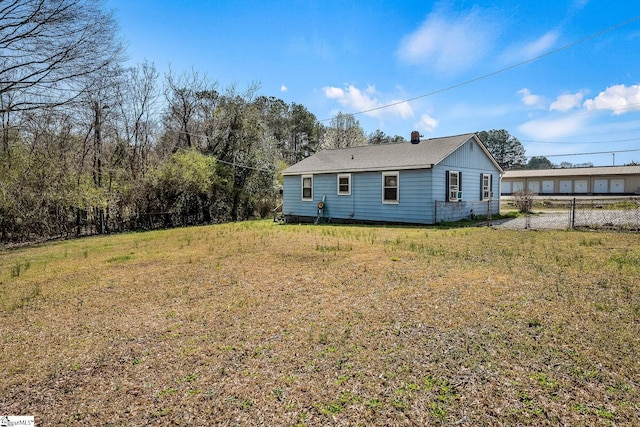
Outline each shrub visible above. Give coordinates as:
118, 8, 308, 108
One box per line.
512, 190, 535, 213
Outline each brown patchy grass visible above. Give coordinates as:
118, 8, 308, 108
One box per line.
0, 221, 639, 426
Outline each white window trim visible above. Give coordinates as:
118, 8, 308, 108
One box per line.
337, 173, 351, 196
382, 171, 399, 204
301, 174, 313, 201
449, 171, 460, 202
481, 173, 492, 201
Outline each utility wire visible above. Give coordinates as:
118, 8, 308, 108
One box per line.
522, 137, 640, 144
170, 139, 278, 173
528, 148, 640, 158
207, 156, 278, 173
319, 14, 640, 121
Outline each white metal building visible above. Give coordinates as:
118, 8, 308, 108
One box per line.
501, 165, 640, 196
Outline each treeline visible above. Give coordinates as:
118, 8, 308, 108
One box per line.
0, 64, 331, 241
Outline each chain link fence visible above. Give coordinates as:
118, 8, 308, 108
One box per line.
495, 197, 640, 231
435, 200, 498, 224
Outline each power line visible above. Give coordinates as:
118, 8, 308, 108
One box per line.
320, 14, 640, 121
209, 156, 278, 173
529, 148, 640, 158
170, 144, 279, 173
522, 137, 640, 144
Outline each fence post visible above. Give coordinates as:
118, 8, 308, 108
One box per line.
434, 201, 438, 224
571, 198, 576, 229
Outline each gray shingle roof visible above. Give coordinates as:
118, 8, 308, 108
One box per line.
282, 133, 483, 175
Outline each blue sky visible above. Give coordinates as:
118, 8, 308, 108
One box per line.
105, 0, 640, 166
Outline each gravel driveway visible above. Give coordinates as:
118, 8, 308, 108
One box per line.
492, 209, 640, 230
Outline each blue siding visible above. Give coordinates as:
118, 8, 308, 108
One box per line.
431, 140, 501, 221
284, 170, 435, 224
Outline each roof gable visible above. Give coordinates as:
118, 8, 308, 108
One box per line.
282, 133, 500, 175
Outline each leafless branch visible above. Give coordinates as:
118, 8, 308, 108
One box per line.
0, 0, 124, 113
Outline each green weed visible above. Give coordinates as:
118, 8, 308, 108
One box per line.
107, 254, 133, 263
157, 387, 177, 397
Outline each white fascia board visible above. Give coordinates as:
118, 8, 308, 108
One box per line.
281, 164, 434, 176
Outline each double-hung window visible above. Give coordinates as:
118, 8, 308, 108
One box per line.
481, 173, 492, 200
382, 172, 399, 203
447, 171, 461, 201
337, 174, 351, 195
301, 175, 313, 201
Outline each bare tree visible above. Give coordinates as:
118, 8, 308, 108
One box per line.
321, 112, 366, 150
162, 70, 217, 152
0, 0, 124, 114
116, 61, 160, 178
65, 64, 122, 234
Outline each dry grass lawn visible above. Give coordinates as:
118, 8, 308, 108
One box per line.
1, 221, 639, 426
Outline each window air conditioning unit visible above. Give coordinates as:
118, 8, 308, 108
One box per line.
457, 191, 463, 199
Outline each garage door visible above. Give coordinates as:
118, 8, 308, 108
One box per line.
610, 179, 625, 193
574, 179, 588, 193
594, 179, 608, 193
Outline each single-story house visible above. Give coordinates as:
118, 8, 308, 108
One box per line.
501, 165, 640, 196
281, 133, 504, 225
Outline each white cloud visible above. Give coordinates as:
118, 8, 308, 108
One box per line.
502, 31, 559, 63
518, 114, 586, 140
550, 91, 584, 112
521, 31, 559, 58
416, 114, 439, 133
396, 6, 500, 73
572, 0, 590, 10
324, 86, 345, 99
323, 84, 413, 119
280, 85, 288, 92
517, 88, 545, 109
583, 84, 640, 115
324, 84, 377, 111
